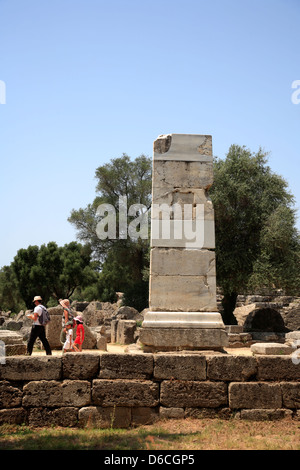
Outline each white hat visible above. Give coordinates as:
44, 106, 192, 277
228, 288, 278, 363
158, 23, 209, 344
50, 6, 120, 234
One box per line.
33, 296, 42, 302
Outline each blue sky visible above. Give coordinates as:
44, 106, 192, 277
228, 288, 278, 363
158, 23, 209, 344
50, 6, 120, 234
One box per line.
0, 0, 299, 268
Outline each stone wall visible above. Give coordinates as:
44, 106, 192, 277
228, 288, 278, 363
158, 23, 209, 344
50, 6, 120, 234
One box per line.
0, 352, 299, 427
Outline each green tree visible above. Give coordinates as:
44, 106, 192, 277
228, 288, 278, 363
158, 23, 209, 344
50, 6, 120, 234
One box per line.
0, 265, 26, 313
68, 154, 152, 310
11, 242, 97, 308
210, 144, 300, 323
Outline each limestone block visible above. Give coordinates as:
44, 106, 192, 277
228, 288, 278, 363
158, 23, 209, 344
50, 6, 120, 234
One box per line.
153, 161, 214, 192
207, 355, 257, 381
160, 380, 228, 408
151, 218, 215, 249
159, 407, 185, 419
0, 356, 62, 381
116, 320, 137, 344
153, 354, 206, 380
99, 353, 153, 379
78, 406, 131, 429
143, 312, 223, 328
28, 407, 78, 427
256, 356, 300, 381
251, 342, 296, 355
0, 408, 26, 425
62, 353, 100, 380
131, 407, 159, 426
154, 134, 213, 161
150, 248, 216, 277
229, 382, 282, 409
0, 381, 23, 408
281, 382, 300, 409
92, 379, 159, 407
240, 409, 293, 421
140, 328, 228, 351
23, 380, 91, 407
149, 275, 217, 312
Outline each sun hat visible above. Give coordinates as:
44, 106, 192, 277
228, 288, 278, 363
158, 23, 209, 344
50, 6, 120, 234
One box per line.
74, 315, 83, 323
33, 296, 42, 302
59, 299, 70, 308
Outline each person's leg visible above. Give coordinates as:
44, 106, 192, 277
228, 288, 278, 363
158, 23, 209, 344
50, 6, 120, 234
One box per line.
37, 326, 52, 355
27, 326, 39, 355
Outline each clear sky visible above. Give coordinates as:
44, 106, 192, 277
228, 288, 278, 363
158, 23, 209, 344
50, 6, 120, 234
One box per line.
0, 0, 299, 268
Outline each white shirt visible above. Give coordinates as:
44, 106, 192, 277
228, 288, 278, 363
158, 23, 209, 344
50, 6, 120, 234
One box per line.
33, 305, 42, 325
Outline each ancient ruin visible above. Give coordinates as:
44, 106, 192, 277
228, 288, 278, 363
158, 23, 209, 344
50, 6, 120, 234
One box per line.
140, 134, 228, 351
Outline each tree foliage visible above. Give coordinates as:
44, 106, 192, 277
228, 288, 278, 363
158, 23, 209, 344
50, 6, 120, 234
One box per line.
7, 241, 97, 309
210, 144, 300, 322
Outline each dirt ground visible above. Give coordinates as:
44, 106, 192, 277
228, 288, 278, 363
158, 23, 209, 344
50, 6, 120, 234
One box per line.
32, 344, 254, 356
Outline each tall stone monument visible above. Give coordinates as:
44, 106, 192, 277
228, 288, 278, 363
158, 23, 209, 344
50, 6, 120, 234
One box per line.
139, 134, 228, 352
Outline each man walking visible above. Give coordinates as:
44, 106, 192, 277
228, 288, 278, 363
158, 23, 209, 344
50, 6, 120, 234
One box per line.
27, 296, 52, 355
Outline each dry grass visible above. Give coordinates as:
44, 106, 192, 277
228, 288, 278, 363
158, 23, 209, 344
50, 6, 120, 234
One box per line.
0, 418, 299, 450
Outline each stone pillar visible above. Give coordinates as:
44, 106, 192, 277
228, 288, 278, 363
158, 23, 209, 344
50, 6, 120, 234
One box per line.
139, 134, 228, 352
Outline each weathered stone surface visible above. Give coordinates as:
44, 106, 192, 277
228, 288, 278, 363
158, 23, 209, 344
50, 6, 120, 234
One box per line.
160, 380, 228, 408
240, 409, 293, 421
92, 379, 159, 407
116, 320, 137, 345
207, 355, 257, 381
0, 381, 23, 408
0, 408, 26, 425
153, 161, 214, 191
154, 134, 212, 161
99, 353, 153, 379
153, 354, 206, 380
62, 353, 99, 380
149, 275, 217, 312
131, 407, 159, 426
78, 406, 131, 428
23, 380, 91, 407
140, 328, 228, 352
281, 382, 300, 408
150, 248, 216, 277
251, 343, 295, 355
0, 356, 62, 381
28, 407, 78, 427
185, 407, 233, 420
159, 407, 185, 419
229, 382, 282, 409
256, 356, 300, 381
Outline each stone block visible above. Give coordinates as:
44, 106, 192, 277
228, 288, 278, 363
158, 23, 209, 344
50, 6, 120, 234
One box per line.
153, 161, 214, 191
185, 407, 233, 420
62, 353, 99, 380
207, 355, 257, 381
78, 406, 131, 429
22, 380, 91, 407
281, 382, 300, 409
154, 134, 212, 161
160, 380, 228, 408
159, 407, 185, 419
149, 275, 217, 312
28, 407, 78, 427
256, 356, 300, 381
240, 409, 293, 421
140, 327, 228, 352
151, 219, 215, 249
117, 320, 137, 344
99, 353, 153, 379
131, 407, 159, 426
0, 381, 23, 408
0, 408, 26, 425
46, 313, 63, 349
150, 248, 215, 277
0, 356, 62, 381
153, 354, 206, 380
251, 343, 295, 355
92, 379, 159, 407
229, 382, 282, 409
